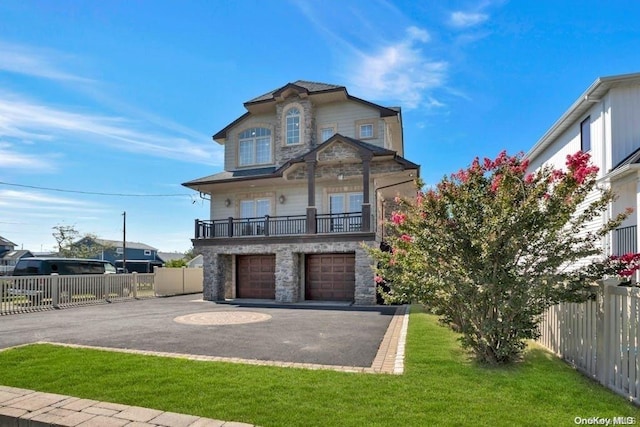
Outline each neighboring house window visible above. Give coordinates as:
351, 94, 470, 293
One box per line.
116, 247, 123, 254
581, 117, 591, 152
144, 250, 151, 256
359, 124, 374, 139
285, 108, 301, 145
238, 127, 272, 166
320, 126, 336, 142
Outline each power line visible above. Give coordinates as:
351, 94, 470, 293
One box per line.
0, 181, 191, 198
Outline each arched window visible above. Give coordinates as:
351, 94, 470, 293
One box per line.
285, 108, 300, 145
238, 127, 272, 166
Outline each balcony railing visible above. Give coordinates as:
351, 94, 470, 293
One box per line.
195, 212, 364, 239
612, 225, 637, 256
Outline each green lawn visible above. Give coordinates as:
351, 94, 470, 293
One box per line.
0, 307, 638, 426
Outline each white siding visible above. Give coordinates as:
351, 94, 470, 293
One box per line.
315, 101, 385, 147
612, 178, 637, 228
610, 84, 640, 168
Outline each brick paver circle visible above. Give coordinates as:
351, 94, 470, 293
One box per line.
173, 311, 272, 326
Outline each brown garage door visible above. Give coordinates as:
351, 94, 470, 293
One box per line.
237, 255, 275, 299
305, 253, 355, 301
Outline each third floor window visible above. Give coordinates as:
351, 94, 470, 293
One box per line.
238, 127, 272, 166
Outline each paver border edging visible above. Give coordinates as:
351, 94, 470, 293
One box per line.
0, 305, 410, 375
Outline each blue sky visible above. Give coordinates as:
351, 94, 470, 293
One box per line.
1, 0, 640, 253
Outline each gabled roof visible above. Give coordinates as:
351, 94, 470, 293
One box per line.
183, 167, 278, 186
1, 250, 33, 261
79, 237, 158, 251
212, 80, 400, 142
0, 236, 16, 247
183, 134, 419, 188
247, 80, 344, 104
527, 72, 640, 161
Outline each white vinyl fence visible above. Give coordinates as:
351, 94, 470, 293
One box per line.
0, 268, 202, 315
153, 267, 203, 296
538, 282, 640, 404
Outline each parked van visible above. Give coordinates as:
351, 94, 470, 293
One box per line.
8, 258, 120, 304
12, 258, 117, 276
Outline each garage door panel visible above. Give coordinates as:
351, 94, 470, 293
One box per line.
237, 255, 275, 299
305, 253, 355, 302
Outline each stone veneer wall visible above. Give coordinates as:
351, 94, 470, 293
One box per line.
196, 240, 377, 305
275, 97, 315, 166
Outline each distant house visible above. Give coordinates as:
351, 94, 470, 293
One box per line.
527, 72, 640, 263
187, 254, 203, 268
0, 236, 32, 275
158, 252, 186, 264
0, 236, 16, 256
74, 237, 163, 264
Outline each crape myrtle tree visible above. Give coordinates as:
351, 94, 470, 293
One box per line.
370, 150, 630, 365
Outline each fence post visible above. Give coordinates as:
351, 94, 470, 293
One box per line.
596, 280, 613, 387
51, 273, 60, 309
132, 272, 138, 299
182, 266, 186, 294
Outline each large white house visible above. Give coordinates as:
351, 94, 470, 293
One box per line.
527, 72, 640, 260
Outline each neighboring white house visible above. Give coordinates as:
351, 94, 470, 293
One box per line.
526, 72, 640, 259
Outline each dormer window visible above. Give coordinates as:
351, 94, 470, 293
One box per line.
238, 127, 272, 167
285, 107, 301, 145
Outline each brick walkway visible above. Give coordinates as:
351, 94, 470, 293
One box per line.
0, 305, 409, 425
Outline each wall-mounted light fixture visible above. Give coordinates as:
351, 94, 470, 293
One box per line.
279, 195, 286, 204
224, 198, 231, 207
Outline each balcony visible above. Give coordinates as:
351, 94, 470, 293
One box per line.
612, 225, 637, 256
194, 212, 366, 239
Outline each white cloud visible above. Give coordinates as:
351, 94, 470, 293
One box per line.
348, 27, 448, 109
0, 92, 222, 166
0, 41, 93, 83
448, 11, 489, 28
0, 142, 56, 171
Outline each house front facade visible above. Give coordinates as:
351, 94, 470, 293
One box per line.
526, 72, 640, 263
183, 81, 420, 305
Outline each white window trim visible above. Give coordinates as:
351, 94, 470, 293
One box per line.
237, 126, 274, 168
144, 249, 152, 256
318, 123, 338, 143
355, 118, 379, 140
282, 103, 305, 146
328, 191, 364, 214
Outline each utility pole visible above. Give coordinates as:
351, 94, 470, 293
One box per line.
122, 211, 127, 273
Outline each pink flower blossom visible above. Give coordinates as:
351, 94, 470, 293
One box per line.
524, 173, 535, 184
391, 212, 407, 225
374, 275, 384, 283
400, 234, 413, 243
490, 174, 503, 193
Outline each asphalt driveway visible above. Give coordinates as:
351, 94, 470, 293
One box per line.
0, 294, 398, 367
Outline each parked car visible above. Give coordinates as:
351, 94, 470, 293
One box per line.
12, 258, 117, 276
8, 258, 119, 304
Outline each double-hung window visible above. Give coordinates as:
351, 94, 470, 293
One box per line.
286, 108, 301, 144
320, 126, 336, 142
238, 128, 272, 166
359, 124, 374, 139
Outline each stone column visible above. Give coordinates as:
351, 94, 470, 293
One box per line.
275, 250, 299, 303
354, 244, 376, 305
202, 249, 226, 301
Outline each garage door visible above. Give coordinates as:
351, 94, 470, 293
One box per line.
305, 253, 355, 301
237, 255, 276, 299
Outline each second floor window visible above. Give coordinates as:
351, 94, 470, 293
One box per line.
238, 128, 272, 167
320, 126, 335, 142
581, 117, 591, 152
359, 124, 374, 139
286, 108, 301, 145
